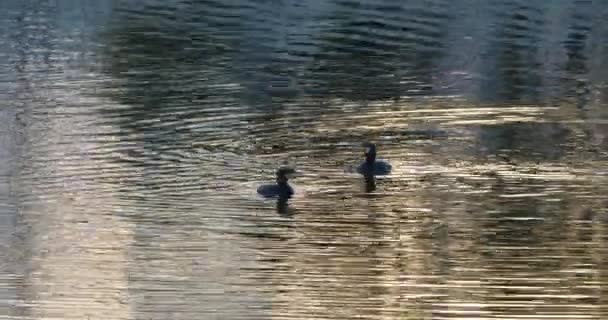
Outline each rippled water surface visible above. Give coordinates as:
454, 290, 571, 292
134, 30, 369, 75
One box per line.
2, 0, 608, 319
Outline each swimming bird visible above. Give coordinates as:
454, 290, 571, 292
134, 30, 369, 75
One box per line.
257, 167, 295, 198
357, 143, 392, 176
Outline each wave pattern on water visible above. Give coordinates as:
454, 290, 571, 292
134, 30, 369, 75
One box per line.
1, 0, 608, 320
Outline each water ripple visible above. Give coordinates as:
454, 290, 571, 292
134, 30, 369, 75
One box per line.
1, 0, 608, 319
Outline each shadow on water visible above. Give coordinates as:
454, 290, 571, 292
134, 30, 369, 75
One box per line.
308, 0, 452, 101
561, 0, 593, 110
476, 122, 571, 161
100, 2, 240, 128
480, 1, 545, 103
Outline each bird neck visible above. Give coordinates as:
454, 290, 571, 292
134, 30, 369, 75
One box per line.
365, 154, 376, 164
277, 177, 289, 186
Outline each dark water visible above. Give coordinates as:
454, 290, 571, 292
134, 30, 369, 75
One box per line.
1, 0, 608, 319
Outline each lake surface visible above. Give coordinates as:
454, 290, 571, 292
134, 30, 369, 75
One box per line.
1, 0, 608, 319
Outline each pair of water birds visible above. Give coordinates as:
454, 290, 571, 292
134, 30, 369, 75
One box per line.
257, 143, 391, 198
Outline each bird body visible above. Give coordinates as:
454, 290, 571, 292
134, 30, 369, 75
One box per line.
357, 160, 392, 176
357, 143, 392, 176
257, 183, 294, 198
257, 167, 295, 198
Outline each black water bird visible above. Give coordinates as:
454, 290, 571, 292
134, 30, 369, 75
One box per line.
257, 167, 295, 198
357, 143, 392, 176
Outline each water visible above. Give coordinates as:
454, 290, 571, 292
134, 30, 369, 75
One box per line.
1, 0, 608, 319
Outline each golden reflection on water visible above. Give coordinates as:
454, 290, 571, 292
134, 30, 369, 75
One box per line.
4, 85, 608, 319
